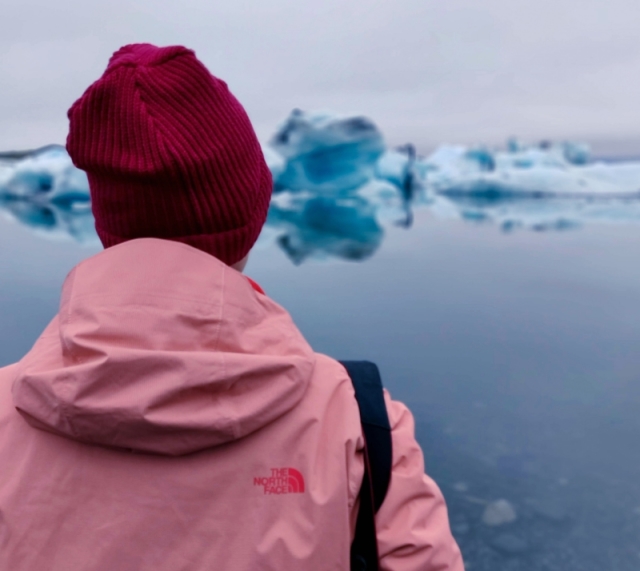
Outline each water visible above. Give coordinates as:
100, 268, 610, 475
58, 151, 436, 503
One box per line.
2, 200, 640, 569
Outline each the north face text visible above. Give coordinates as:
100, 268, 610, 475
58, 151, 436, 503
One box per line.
254, 468, 305, 494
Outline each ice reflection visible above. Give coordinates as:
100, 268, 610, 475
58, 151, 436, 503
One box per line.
0, 195, 97, 243
267, 194, 383, 264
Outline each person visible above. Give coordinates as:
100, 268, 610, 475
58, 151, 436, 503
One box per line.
0, 43, 464, 571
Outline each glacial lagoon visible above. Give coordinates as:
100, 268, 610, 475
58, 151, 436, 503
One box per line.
1, 111, 640, 570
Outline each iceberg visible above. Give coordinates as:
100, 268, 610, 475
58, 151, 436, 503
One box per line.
375, 144, 427, 201
269, 109, 385, 193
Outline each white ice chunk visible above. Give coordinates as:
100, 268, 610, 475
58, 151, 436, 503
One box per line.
0, 145, 96, 244
422, 140, 640, 198
261, 144, 285, 181
376, 149, 414, 188
356, 179, 407, 224
482, 499, 518, 527
0, 145, 89, 204
376, 145, 431, 194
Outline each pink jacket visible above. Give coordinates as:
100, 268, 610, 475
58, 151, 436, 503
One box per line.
0, 239, 464, 571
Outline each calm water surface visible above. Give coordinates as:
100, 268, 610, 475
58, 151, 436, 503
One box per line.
1, 208, 639, 570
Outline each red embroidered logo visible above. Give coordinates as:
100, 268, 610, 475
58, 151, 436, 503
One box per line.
254, 467, 305, 494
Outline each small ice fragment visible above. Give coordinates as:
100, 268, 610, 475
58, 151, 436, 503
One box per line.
375, 149, 407, 186
482, 499, 517, 526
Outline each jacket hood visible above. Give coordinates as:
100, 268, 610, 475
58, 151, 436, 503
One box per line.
12, 239, 315, 455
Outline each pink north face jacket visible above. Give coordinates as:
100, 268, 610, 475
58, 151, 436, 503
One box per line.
0, 239, 464, 571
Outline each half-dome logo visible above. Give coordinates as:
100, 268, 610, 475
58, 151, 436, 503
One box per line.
254, 467, 306, 494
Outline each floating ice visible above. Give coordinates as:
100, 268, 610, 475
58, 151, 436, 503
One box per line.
376, 144, 428, 203
0, 145, 89, 204
269, 109, 385, 192
421, 141, 640, 230
3, 110, 640, 258
482, 499, 518, 527
0, 145, 96, 244
425, 142, 640, 198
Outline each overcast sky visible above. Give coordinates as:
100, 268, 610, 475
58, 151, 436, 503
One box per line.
2, 0, 640, 152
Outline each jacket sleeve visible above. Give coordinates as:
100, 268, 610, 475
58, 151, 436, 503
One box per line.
375, 390, 465, 571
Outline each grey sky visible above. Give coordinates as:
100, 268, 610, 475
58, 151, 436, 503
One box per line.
2, 0, 640, 151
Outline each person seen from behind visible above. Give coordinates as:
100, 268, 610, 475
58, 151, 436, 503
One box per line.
0, 43, 464, 571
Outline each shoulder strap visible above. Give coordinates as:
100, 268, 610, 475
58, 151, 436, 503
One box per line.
339, 361, 393, 571
341, 361, 392, 510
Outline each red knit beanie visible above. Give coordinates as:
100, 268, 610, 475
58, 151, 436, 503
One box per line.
66, 43, 272, 265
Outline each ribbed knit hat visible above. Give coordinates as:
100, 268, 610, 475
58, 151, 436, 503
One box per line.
66, 43, 272, 265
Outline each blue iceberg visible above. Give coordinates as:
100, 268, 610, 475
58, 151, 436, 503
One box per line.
269, 109, 385, 193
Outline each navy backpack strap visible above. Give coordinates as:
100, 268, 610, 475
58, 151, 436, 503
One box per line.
339, 361, 392, 571
341, 361, 392, 510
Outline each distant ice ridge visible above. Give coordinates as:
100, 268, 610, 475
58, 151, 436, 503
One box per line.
425, 141, 640, 197
2, 110, 640, 260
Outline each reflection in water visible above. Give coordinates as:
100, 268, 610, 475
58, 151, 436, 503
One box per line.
3, 111, 640, 262
267, 194, 383, 264
0, 195, 96, 243
435, 192, 640, 232
393, 143, 422, 228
